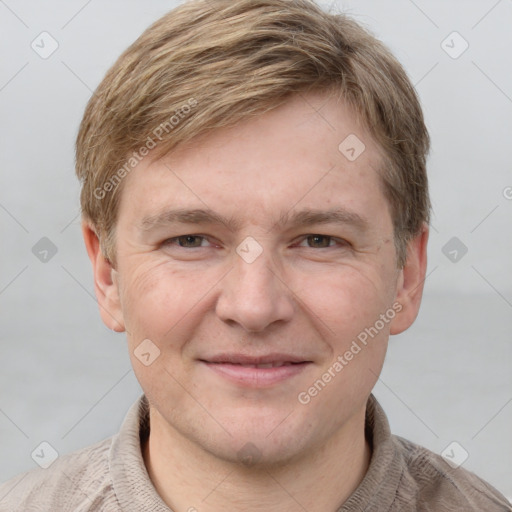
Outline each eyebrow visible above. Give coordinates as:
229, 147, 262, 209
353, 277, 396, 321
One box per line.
139, 207, 370, 233
140, 208, 242, 231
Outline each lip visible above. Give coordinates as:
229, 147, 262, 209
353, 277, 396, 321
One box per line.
199, 353, 313, 387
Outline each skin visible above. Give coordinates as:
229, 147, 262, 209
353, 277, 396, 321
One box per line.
83, 91, 428, 512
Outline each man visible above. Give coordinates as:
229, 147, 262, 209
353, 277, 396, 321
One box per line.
1, 0, 510, 510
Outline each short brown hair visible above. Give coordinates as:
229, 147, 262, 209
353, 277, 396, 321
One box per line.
76, 0, 431, 268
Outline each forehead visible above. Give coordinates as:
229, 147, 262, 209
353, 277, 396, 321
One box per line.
117, 92, 391, 231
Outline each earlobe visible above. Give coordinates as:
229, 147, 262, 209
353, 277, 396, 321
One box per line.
389, 223, 429, 335
81, 220, 125, 332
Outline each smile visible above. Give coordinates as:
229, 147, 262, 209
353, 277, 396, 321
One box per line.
199, 354, 312, 387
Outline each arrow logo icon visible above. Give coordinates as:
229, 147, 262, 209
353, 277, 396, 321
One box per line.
31, 441, 59, 468
442, 236, 468, 263
236, 236, 263, 263
440, 31, 469, 59
441, 441, 468, 469
237, 442, 262, 467
31, 31, 59, 59
338, 134, 365, 161
134, 339, 161, 366
32, 237, 58, 263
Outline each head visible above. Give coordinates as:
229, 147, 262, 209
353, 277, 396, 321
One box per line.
78, 0, 430, 466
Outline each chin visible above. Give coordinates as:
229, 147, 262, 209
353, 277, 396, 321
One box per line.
198, 413, 316, 470
204, 435, 306, 470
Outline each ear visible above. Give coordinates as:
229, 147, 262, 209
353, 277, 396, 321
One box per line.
389, 223, 429, 335
81, 220, 125, 332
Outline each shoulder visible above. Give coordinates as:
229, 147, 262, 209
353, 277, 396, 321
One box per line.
393, 435, 511, 511
0, 436, 120, 512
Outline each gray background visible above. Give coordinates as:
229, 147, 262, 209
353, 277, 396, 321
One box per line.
1, 0, 511, 502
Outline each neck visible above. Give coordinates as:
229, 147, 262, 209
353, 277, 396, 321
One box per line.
143, 406, 370, 512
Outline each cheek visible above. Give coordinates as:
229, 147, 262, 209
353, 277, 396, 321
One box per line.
294, 269, 391, 417
118, 263, 207, 411
294, 265, 393, 340
119, 259, 224, 350
118, 261, 190, 342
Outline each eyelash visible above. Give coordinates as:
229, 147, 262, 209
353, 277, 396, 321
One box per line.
296, 235, 349, 249
162, 234, 349, 250
164, 235, 213, 249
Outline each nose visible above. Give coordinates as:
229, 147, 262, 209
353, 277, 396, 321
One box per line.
215, 247, 295, 333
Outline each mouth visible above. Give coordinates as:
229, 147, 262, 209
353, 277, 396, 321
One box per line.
216, 361, 301, 368
199, 353, 313, 387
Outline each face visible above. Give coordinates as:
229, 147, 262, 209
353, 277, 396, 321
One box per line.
86, 91, 427, 467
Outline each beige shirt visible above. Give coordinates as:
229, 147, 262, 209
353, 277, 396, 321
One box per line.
0, 394, 510, 511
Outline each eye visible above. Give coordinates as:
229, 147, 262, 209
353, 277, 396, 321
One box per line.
297, 234, 347, 249
165, 235, 209, 248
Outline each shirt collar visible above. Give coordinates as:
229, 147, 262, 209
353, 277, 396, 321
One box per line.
110, 394, 172, 511
339, 394, 403, 511
110, 393, 402, 512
